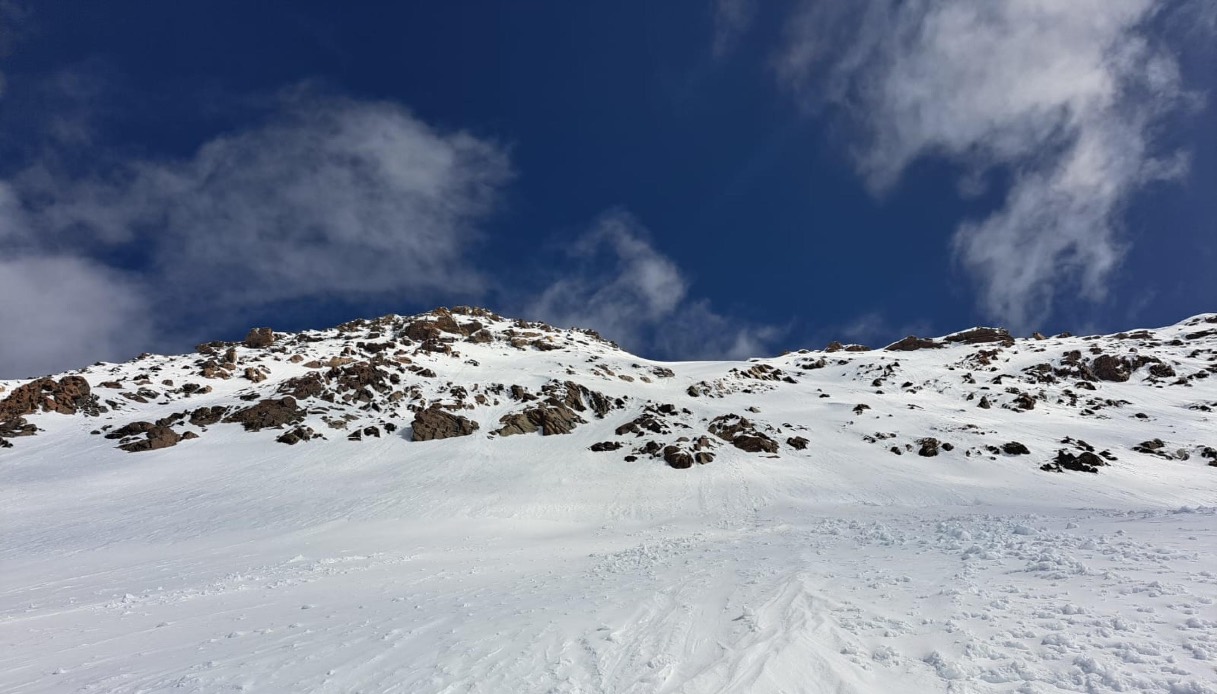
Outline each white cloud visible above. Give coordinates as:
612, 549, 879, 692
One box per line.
526, 211, 782, 360
0, 93, 511, 377
777, 0, 1203, 330
0, 255, 152, 377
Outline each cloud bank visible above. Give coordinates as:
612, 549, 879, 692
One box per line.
1, 88, 776, 376
777, 0, 1202, 329
1, 94, 510, 377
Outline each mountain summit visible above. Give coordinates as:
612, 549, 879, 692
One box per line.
3, 307, 1216, 693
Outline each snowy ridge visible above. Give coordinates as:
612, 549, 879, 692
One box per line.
2, 307, 1216, 693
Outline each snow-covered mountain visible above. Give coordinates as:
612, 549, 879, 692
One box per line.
3, 306, 1216, 693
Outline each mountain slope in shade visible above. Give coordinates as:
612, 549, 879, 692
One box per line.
2, 307, 1216, 693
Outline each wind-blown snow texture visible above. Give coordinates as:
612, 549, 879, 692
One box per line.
2, 307, 1216, 693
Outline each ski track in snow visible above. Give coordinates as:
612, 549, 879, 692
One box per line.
2, 310, 1216, 693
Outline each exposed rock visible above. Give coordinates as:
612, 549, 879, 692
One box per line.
944, 327, 1015, 347
104, 421, 155, 440
189, 406, 228, 427
1091, 354, 1132, 382
223, 397, 305, 431
243, 327, 276, 349
0, 375, 98, 424
1042, 450, 1107, 473
243, 367, 268, 383
412, 406, 480, 441
917, 438, 940, 457
1012, 393, 1036, 411
0, 416, 37, 437
786, 436, 809, 450
119, 425, 182, 453
495, 412, 539, 437
279, 372, 327, 400
708, 414, 753, 442
590, 441, 623, 452
615, 413, 670, 437
732, 434, 778, 454
1001, 442, 1031, 455
495, 400, 585, 437
662, 445, 694, 469
886, 336, 943, 351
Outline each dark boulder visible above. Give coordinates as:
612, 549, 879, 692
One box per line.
119, 425, 182, 453
917, 438, 940, 457
733, 434, 778, 454
223, 398, 305, 431
663, 445, 694, 469
412, 406, 480, 441
189, 406, 228, 427
1091, 355, 1132, 382
1042, 450, 1106, 473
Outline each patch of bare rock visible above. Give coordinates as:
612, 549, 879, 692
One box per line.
412, 406, 479, 441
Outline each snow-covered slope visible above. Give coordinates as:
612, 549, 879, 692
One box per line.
2, 307, 1216, 693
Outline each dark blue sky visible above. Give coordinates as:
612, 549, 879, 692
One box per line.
0, 1, 1213, 376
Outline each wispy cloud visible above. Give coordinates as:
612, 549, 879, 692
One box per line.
712, 0, 756, 58
776, 0, 1208, 330
0, 91, 510, 376
526, 210, 782, 360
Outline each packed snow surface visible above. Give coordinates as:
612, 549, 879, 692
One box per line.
2, 308, 1215, 693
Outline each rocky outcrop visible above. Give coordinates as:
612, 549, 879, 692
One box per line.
708, 414, 779, 454
1091, 355, 1133, 382
223, 398, 305, 431
0, 376, 98, 422
943, 327, 1015, 347
277, 426, 317, 445
189, 406, 228, 427
886, 336, 943, 352
243, 327, 276, 349
118, 425, 183, 453
1042, 450, 1107, 473
412, 406, 479, 441
495, 401, 585, 436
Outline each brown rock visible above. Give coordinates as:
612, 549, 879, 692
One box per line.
412, 406, 480, 441
223, 397, 305, 431
189, 406, 228, 427
243, 327, 276, 348
119, 425, 182, 452
0, 375, 98, 423
732, 434, 778, 454
663, 445, 694, 469
1091, 355, 1132, 382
